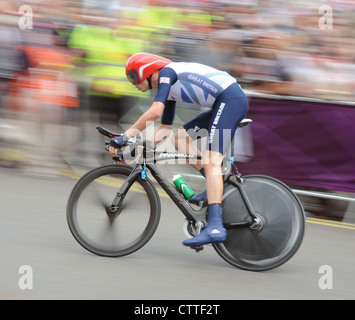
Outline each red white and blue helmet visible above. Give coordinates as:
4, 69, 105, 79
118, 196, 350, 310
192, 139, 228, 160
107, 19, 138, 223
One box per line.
126, 52, 172, 85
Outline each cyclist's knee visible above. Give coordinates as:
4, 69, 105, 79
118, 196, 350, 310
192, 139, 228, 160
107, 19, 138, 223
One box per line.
172, 126, 188, 150
202, 151, 223, 176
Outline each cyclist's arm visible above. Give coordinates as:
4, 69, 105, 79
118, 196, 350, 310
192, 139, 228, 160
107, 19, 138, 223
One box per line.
125, 67, 177, 139
148, 123, 172, 144
125, 101, 165, 139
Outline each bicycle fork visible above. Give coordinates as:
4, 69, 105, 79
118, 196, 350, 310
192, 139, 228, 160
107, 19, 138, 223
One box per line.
106, 165, 143, 218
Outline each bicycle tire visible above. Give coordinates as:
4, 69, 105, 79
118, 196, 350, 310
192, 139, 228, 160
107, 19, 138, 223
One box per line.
66, 164, 161, 257
213, 175, 305, 271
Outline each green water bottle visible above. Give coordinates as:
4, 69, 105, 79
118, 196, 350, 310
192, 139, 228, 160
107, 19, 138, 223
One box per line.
172, 174, 195, 200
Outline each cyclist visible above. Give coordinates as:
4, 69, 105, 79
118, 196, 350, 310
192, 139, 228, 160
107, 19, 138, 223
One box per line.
109, 52, 249, 247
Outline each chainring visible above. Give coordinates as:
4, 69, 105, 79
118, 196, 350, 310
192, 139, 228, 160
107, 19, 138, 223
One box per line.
182, 219, 198, 239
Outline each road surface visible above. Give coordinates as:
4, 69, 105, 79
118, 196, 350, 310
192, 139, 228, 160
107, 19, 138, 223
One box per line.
0, 166, 354, 300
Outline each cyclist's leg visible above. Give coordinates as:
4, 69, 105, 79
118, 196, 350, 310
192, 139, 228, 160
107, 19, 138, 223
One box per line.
183, 84, 249, 204
204, 150, 224, 204
172, 111, 212, 204
173, 109, 212, 172
183, 83, 248, 246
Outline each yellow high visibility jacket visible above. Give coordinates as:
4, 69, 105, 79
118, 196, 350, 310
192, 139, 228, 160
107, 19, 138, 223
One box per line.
67, 24, 146, 98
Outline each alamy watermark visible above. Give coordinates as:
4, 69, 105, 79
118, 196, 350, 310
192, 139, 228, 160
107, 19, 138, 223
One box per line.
16, 264, 335, 292
319, 5, 333, 30
318, 265, 333, 290
18, 5, 33, 30
120, 122, 237, 173
18, 265, 33, 290
16, 4, 334, 31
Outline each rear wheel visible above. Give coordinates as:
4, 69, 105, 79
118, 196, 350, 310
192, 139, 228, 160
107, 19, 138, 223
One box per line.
214, 175, 305, 271
66, 165, 161, 257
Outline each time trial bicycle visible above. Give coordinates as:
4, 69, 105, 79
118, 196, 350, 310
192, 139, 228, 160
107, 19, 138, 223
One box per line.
66, 119, 305, 271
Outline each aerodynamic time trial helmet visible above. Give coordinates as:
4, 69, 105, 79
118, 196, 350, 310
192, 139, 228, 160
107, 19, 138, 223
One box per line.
126, 52, 172, 85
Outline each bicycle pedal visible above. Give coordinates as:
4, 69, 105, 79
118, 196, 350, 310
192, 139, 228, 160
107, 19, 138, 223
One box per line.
191, 245, 204, 253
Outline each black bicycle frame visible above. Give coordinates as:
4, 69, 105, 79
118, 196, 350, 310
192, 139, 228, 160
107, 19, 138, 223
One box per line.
111, 145, 258, 227
110, 146, 207, 223
148, 162, 207, 223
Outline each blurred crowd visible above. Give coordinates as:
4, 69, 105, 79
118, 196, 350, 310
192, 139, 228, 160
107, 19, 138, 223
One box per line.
0, 0, 355, 173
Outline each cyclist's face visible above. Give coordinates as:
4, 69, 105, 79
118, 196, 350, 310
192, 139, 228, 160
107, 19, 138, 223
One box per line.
135, 71, 159, 92
135, 80, 149, 92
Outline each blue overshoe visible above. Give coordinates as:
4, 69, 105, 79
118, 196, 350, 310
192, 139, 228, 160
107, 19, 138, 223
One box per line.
183, 226, 227, 246
183, 204, 227, 246
188, 190, 207, 205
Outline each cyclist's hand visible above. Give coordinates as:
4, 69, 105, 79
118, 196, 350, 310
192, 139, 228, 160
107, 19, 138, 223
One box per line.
110, 134, 128, 148
108, 146, 118, 156
109, 134, 128, 156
